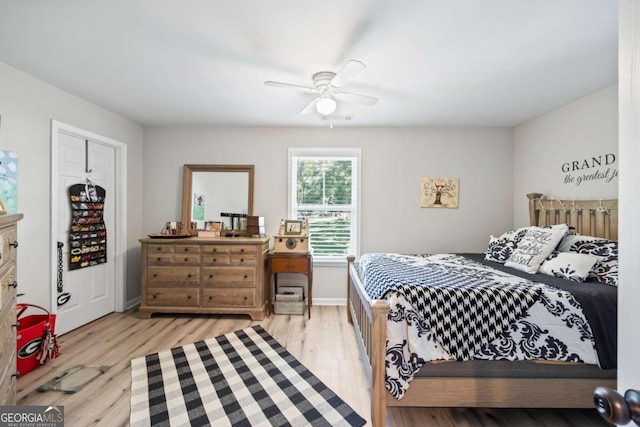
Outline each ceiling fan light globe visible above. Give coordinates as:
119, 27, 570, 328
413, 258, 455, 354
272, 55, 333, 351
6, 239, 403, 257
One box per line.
316, 97, 337, 115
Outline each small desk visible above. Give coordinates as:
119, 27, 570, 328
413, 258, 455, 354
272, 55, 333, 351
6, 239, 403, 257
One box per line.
266, 251, 313, 318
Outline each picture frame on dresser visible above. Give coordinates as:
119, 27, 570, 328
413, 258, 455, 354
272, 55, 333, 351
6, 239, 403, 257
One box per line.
284, 220, 303, 235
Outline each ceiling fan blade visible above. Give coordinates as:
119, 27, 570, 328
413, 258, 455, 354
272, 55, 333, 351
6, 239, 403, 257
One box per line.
330, 60, 366, 87
300, 98, 320, 114
264, 81, 317, 93
335, 91, 378, 106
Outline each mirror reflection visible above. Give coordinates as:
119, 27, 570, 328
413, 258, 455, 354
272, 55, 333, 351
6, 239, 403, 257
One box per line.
182, 165, 254, 234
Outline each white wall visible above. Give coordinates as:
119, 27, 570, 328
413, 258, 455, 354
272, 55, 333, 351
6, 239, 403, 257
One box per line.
513, 84, 619, 227
618, 0, 640, 399
0, 61, 145, 309
143, 127, 513, 301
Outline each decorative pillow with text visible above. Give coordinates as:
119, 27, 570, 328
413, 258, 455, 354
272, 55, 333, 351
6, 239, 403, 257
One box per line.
505, 224, 569, 274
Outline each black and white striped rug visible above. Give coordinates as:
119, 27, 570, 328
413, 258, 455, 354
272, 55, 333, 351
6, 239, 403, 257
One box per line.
130, 326, 366, 427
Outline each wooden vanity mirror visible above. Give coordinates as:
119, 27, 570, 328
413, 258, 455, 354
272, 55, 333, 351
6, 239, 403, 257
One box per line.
182, 164, 254, 235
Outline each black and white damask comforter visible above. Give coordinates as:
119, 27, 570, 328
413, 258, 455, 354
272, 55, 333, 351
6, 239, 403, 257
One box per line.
358, 253, 603, 399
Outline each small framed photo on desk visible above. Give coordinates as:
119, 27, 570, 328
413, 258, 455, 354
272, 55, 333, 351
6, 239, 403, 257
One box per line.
284, 220, 303, 235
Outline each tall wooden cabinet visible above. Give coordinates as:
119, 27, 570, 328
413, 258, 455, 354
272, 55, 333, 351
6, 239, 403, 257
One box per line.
0, 213, 22, 406
138, 236, 270, 320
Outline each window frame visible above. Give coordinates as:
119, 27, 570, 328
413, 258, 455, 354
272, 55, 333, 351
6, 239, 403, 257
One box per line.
288, 147, 361, 265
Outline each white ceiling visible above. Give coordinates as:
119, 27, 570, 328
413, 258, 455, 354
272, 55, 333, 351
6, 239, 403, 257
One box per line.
0, 1, 618, 128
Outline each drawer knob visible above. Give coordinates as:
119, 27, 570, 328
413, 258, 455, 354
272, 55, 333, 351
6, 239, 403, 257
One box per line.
153, 295, 157, 298
213, 258, 217, 262
10, 241, 18, 248
184, 248, 189, 252
184, 258, 188, 261
240, 258, 244, 263
157, 247, 161, 251
187, 274, 192, 278
213, 248, 217, 252
187, 295, 191, 299
240, 248, 245, 253
209, 274, 213, 278
153, 274, 157, 278
209, 296, 213, 300
157, 257, 161, 261
244, 275, 248, 279
9, 281, 18, 288
243, 296, 248, 301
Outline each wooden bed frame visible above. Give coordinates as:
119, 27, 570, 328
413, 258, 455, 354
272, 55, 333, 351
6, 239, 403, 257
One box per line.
346, 193, 618, 427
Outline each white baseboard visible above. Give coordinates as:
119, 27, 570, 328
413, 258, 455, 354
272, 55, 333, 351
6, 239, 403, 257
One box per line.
125, 296, 141, 311
312, 298, 346, 306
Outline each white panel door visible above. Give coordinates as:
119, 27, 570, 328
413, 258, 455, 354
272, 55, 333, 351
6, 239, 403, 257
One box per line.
56, 131, 116, 334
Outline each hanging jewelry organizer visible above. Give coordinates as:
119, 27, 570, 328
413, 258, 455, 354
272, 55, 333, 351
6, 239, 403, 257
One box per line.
68, 176, 107, 271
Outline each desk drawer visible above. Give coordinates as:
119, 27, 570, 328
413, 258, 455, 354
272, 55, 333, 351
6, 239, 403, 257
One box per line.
270, 258, 308, 273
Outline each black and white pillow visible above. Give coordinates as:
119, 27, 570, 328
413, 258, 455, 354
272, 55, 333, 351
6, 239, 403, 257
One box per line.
539, 251, 602, 282
505, 224, 569, 274
557, 235, 618, 286
484, 227, 529, 264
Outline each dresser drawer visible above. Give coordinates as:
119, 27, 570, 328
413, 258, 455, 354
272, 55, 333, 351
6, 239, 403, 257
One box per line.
147, 253, 173, 264
202, 245, 230, 255
0, 225, 17, 269
173, 254, 201, 265
0, 265, 16, 312
174, 245, 200, 255
148, 244, 173, 254
230, 245, 257, 255
148, 266, 199, 285
202, 267, 255, 287
0, 304, 16, 398
146, 287, 199, 306
202, 254, 230, 265
202, 288, 255, 307
270, 257, 309, 273
230, 254, 256, 266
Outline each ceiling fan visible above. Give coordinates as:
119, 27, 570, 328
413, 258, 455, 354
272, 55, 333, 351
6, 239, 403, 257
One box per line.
264, 60, 378, 116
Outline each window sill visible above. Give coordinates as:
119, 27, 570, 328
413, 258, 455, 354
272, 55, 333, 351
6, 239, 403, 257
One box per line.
311, 257, 349, 268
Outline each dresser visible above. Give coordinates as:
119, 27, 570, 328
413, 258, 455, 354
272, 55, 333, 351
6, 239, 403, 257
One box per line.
0, 213, 22, 406
138, 236, 270, 320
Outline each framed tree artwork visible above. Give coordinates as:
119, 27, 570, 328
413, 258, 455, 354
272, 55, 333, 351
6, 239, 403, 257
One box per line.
421, 177, 459, 208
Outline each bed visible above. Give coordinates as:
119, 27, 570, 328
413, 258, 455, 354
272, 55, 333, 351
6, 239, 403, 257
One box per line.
346, 193, 618, 427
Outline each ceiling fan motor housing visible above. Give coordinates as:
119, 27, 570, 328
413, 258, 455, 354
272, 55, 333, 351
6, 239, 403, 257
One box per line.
312, 72, 336, 93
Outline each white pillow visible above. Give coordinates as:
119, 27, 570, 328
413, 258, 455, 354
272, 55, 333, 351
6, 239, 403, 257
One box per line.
538, 252, 601, 282
556, 234, 618, 286
505, 224, 569, 274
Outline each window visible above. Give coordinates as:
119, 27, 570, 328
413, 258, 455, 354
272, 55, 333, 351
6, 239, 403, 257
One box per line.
288, 148, 360, 263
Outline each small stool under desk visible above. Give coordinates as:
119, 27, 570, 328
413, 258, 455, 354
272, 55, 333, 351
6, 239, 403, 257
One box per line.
266, 251, 313, 319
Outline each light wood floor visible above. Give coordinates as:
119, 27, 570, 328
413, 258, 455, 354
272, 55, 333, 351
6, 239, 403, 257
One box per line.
16, 306, 608, 426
